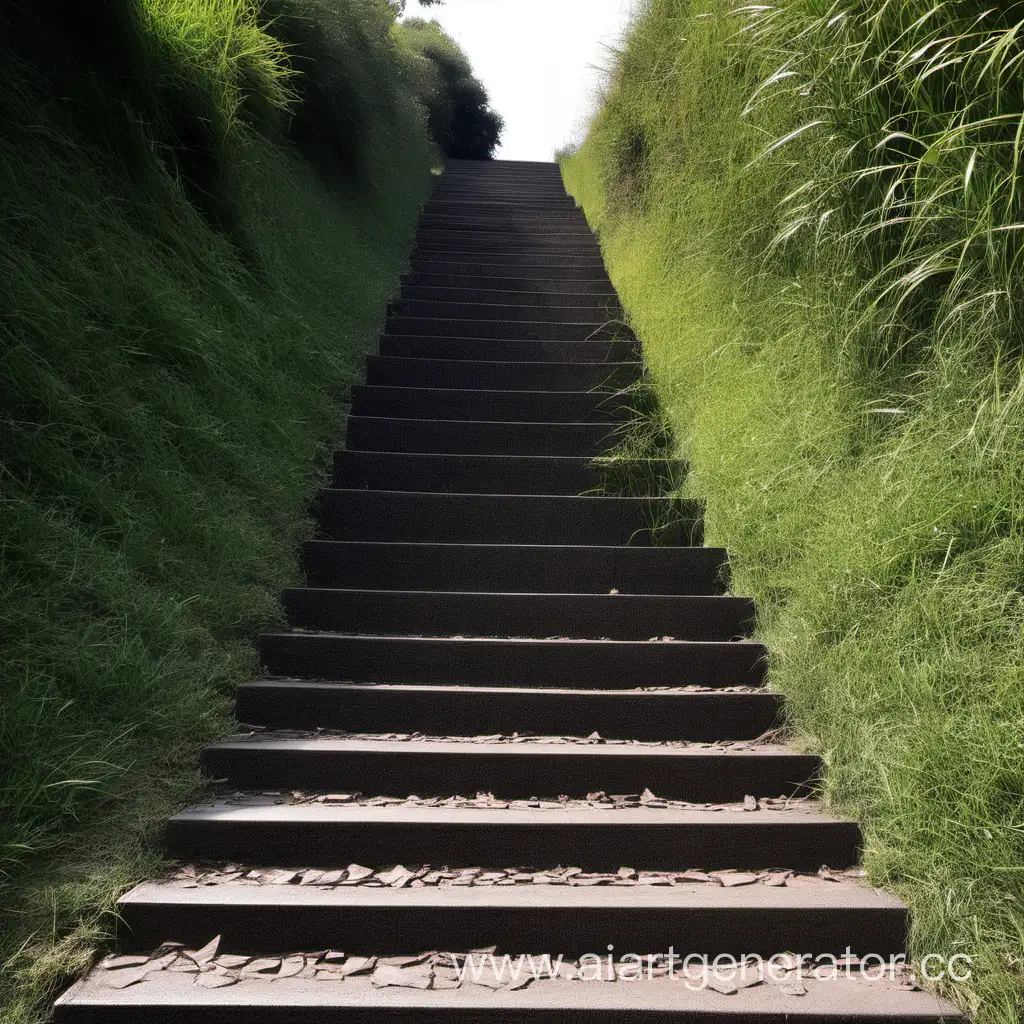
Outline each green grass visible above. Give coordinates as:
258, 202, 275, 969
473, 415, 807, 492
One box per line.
564, 1, 1024, 1020
0, 2, 433, 1020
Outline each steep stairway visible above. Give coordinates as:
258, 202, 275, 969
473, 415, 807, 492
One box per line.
56, 160, 963, 1021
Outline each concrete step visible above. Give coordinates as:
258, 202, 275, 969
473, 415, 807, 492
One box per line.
421, 203, 584, 218
399, 284, 621, 308
364, 356, 641, 390
388, 299, 626, 324
403, 272, 615, 292
258, 634, 764, 688
57, 966, 962, 1023
302, 541, 730, 594
55, 967, 965, 1022
281, 589, 754, 640
382, 317, 634, 341
348, 386, 636, 423
237, 683, 779, 741
116, 876, 906, 957
202, 736, 812, 801
407, 247, 606, 264
343, 417, 623, 457
164, 801, 863, 871
417, 218, 592, 232
407, 260, 611, 279
331, 452, 687, 495
376, 337, 639, 363
313, 490, 703, 544
412, 244, 606, 258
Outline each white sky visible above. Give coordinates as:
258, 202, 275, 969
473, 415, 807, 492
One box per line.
402, 0, 638, 161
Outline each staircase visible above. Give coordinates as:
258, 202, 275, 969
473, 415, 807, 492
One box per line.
56, 160, 963, 1021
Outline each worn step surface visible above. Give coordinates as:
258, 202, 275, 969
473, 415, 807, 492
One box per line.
302, 541, 730, 594
349, 386, 635, 423
332, 452, 686, 495
382, 317, 633, 341
377, 336, 639, 362
389, 299, 625, 323
116, 877, 907, 956
364, 355, 641, 389
399, 284, 621, 308
236, 683, 780, 740
314, 491, 701, 544
281, 589, 754, 640
258, 634, 766, 688
202, 736, 815, 801
166, 801, 863, 871
56, 970, 965, 1023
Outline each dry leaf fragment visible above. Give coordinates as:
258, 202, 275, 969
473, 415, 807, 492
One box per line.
339, 956, 377, 976
276, 955, 306, 979
101, 955, 151, 971
267, 871, 298, 885
705, 972, 739, 995
715, 872, 760, 887
195, 970, 239, 989
370, 965, 433, 989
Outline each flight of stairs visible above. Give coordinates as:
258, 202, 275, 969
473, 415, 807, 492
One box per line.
56, 160, 963, 1021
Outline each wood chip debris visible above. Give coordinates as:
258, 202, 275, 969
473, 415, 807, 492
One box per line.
96, 945, 918, 997
229, 728, 779, 751
168, 859, 870, 890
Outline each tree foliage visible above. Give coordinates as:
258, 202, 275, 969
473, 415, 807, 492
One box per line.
396, 16, 503, 160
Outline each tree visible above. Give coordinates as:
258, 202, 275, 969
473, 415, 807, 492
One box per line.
395, 17, 503, 160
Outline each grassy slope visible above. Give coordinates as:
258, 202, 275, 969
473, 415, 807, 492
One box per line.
0, 2, 432, 1019
564, 2, 1024, 1021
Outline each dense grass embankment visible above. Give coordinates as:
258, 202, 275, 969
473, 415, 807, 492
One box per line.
564, 2, 1024, 1021
0, 1, 459, 1019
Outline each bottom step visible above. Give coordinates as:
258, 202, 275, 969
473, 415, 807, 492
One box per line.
57, 968, 964, 1022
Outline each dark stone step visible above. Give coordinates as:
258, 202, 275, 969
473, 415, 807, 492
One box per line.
382, 317, 634, 341
281, 589, 754, 641
314, 490, 703, 544
407, 261, 611, 279
302, 541, 729, 594
164, 803, 863, 871
344, 417, 622, 457
404, 271, 614, 291
56, 968, 964, 1022
258, 634, 763, 688
238, 682, 776, 740
364, 356, 641, 390
412, 244, 605, 258
204, 736, 816, 801
376, 337, 639, 363
117, 878, 907, 959
399, 285, 620, 309
332, 452, 686, 495
417, 218, 592, 232
348, 386, 636, 423
388, 300, 627, 324
421, 203, 583, 217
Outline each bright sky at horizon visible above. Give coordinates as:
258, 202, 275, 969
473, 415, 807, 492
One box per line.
402, 0, 638, 161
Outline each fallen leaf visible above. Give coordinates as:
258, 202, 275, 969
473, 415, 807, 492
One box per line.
370, 965, 432, 989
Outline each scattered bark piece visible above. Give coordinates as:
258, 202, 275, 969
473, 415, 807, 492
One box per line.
715, 872, 760, 888
370, 965, 433, 989
195, 970, 240, 989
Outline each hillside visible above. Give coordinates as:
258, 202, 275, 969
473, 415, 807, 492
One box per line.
0, 2, 492, 1020
564, 2, 1024, 1021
